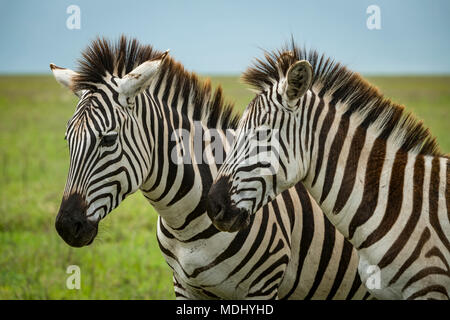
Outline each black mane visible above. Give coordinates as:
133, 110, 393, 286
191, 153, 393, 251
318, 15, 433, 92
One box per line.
72, 36, 239, 130
242, 40, 444, 157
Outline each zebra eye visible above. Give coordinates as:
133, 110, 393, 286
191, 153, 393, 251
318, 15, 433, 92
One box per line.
100, 133, 118, 147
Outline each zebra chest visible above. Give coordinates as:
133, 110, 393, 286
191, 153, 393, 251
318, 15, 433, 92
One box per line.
156, 221, 248, 298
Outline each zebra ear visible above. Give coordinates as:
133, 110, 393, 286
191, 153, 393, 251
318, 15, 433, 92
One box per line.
50, 63, 84, 98
117, 50, 169, 101
285, 60, 313, 103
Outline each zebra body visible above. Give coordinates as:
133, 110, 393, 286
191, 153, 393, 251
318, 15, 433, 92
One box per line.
51, 37, 368, 299
208, 44, 450, 299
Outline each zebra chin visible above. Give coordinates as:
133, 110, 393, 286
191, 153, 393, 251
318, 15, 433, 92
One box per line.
206, 176, 251, 233
55, 193, 99, 247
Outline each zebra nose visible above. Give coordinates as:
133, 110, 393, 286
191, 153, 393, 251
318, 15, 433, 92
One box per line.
55, 213, 83, 240
55, 194, 98, 247
206, 197, 225, 221
206, 176, 229, 222
207, 176, 251, 233
206, 192, 251, 233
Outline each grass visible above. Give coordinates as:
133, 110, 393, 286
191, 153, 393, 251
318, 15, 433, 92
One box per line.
0, 75, 449, 300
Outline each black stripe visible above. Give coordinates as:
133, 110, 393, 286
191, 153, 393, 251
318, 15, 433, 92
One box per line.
312, 99, 336, 187
348, 138, 386, 240
326, 239, 354, 299
381, 155, 424, 273
319, 114, 349, 204
358, 150, 407, 249
281, 183, 314, 299
304, 215, 336, 299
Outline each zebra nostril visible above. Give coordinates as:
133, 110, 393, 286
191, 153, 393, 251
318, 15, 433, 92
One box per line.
211, 199, 222, 215
215, 203, 225, 220
56, 193, 98, 247
206, 197, 225, 222
73, 221, 83, 237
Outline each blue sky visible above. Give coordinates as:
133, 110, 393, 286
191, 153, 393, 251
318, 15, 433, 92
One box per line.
0, 0, 449, 75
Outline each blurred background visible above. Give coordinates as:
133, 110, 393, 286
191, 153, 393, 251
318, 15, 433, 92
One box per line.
0, 0, 449, 299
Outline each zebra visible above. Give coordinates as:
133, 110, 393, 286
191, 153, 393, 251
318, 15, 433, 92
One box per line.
207, 42, 450, 300
50, 36, 368, 299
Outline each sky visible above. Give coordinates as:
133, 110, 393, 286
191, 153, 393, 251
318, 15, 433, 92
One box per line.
0, 0, 449, 75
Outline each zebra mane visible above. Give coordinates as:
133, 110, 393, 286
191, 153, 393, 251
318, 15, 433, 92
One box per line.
242, 41, 444, 157
72, 36, 239, 130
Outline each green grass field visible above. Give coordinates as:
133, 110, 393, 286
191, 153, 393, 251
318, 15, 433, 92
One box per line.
0, 75, 449, 299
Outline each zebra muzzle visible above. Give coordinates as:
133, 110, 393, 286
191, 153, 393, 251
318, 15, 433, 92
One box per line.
55, 193, 99, 247
207, 202, 251, 233
207, 177, 251, 233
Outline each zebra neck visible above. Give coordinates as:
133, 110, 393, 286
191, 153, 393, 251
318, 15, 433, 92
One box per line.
137, 84, 233, 231
300, 92, 435, 249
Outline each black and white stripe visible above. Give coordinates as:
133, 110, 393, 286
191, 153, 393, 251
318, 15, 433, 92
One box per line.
209, 43, 449, 299
53, 37, 369, 299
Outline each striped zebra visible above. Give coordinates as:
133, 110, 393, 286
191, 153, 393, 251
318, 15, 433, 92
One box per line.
50, 36, 368, 299
207, 43, 450, 300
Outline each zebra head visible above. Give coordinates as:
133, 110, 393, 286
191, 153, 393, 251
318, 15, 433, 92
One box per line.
207, 56, 313, 232
50, 50, 168, 247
